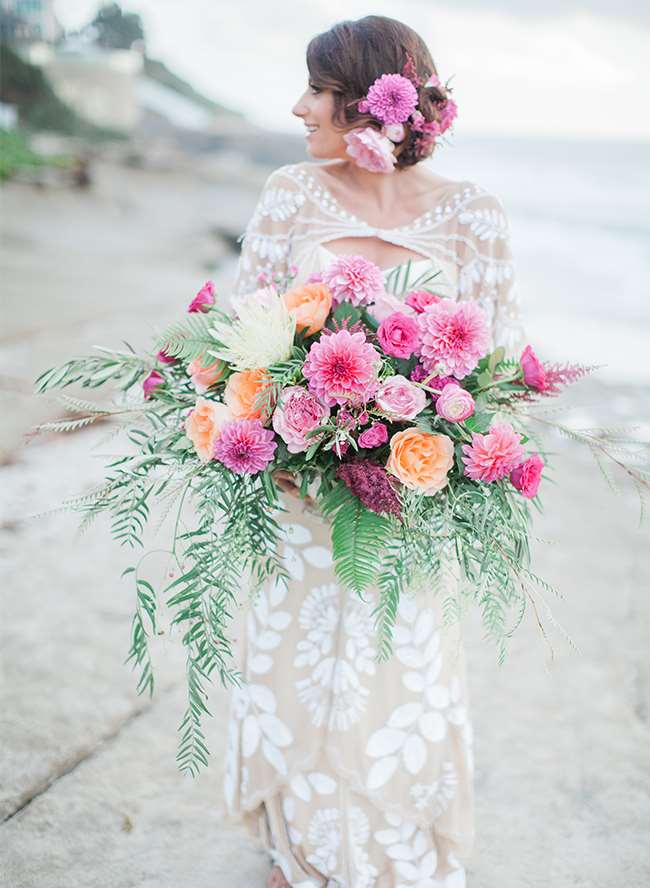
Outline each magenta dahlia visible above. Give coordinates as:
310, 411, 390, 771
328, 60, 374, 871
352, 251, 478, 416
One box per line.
418, 300, 490, 379
213, 419, 277, 475
461, 421, 526, 483
322, 255, 385, 308
358, 73, 419, 125
302, 328, 381, 408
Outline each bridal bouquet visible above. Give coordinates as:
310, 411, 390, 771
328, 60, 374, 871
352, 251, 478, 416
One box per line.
33, 255, 649, 774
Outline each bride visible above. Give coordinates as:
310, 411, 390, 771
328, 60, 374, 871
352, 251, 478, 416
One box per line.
223, 14, 525, 888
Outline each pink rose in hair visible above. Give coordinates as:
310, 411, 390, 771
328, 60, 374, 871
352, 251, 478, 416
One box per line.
343, 127, 396, 175
358, 421, 389, 449
520, 345, 548, 392
376, 374, 427, 421
438, 98, 458, 133
188, 280, 215, 313
510, 452, 544, 498
142, 370, 164, 399
382, 123, 406, 142
435, 383, 475, 422
377, 311, 420, 359
405, 290, 442, 313
272, 386, 330, 454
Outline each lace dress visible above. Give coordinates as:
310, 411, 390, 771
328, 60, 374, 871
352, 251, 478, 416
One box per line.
222, 160, 526, 888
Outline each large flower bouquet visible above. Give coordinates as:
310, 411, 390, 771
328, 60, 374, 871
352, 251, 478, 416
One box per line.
33, 255, 649, 774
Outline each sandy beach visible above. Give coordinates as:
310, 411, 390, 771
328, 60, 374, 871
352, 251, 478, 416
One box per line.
1, 151, 649, 887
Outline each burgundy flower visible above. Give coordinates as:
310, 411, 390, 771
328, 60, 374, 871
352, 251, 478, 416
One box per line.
336, 460, 402, 519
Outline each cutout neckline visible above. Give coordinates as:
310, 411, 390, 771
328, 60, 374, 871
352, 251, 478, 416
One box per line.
307, 162, 454, 233
318, 243, 431, 275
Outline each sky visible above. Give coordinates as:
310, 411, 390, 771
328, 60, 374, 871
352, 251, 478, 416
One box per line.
54, 0, 650, 140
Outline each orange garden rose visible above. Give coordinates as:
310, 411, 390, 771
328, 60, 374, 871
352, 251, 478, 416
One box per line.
224, 368, 274, 423
386, 427, 455, 495
188, 353, 227, 393
184, 397, 233, 463
282, 283, 333, 336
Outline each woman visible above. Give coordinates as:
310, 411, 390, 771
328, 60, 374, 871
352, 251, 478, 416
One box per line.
223, 15, 525, 888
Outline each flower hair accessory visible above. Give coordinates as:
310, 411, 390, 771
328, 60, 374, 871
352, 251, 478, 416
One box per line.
343, 54, 458, 173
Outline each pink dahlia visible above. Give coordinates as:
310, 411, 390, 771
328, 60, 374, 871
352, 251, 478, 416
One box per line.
188, 280, 215, 313
418, 300, 490, 379
213, 419, 277, 475
461, 421, 526, 483
322, 254, 385, 308
358, 73, 419, 124
343, 127, 396, 174
510, 452, 544, 498
377, 311, 420, 359
302, 328, 380, 408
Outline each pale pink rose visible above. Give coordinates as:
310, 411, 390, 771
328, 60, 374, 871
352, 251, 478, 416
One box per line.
377, 311, 421, 359
461, 421, 526, 483
343, 127, 396, 174
142, 370, 164, 399
271, 385, 330, 454
367, 292, 417, 324
188, 280, 215, 313
405, 290, 442, 313
187, 354, 226, 394
510, 452, 544, 498
376, 374, 427, 421
382, 123, 406, 142
520, 345, 548, 392
358, 421, 389, 448
435, 383, 475, 422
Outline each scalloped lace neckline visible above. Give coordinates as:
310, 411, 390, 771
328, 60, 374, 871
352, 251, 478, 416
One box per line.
318, 244, 432, 275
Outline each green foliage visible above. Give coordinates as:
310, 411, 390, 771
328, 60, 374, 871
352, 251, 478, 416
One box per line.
90, 3, 145, 50
155, 313, 220, 363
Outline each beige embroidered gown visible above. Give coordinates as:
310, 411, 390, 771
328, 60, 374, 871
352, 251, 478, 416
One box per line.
222, 160, 526, 887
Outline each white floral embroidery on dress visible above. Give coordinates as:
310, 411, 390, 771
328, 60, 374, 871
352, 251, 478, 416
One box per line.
306, 805, 378, 887
374, 812, 466, 888
294, 582, 377, 731
410, 760, 459, 817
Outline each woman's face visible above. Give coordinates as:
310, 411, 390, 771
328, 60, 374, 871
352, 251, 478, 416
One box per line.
292, 81, 348, 160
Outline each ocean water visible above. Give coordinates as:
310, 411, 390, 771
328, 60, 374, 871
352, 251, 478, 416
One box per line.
429, 136, 650, 384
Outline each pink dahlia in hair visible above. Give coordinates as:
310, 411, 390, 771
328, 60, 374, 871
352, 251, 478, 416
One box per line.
322, 255, 385, 308
418, 300, 490, 379
461, 421, 526, 483
358, 73, 419, 124
336, 461, 402, 519
510, 452, 544, 498
188, 280, 216, 313
142, 369, 164, 399
343, 127, 396, 175
213, 419, 277, 475
377, 311, 420, 359
302, 329, 381, 408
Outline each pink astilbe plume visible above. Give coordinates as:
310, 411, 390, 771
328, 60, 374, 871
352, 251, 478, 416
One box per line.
511, 357, 603, 402
336, 460, 402, 519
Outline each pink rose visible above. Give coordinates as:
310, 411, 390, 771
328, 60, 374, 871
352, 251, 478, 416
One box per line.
435, 383, 475, 422
367, 292, 417, 324
405, 290, 442, 313
510, 452, 544, 498
520, 345, 548, 391
142, 369, 164, 399
376, 374, 427, 421
358, 421, 389, 448
188, 280, 216, 313
271, 385, 330, 454
343, 127, 396, 174
382, 123, 406, 142
377, 311, 421, 359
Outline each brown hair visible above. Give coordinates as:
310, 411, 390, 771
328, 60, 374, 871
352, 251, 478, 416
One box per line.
306, 15, 450, 169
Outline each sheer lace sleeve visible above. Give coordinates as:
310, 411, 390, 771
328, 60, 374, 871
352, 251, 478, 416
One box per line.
231, 165, 306, 309
456, 188, 526, 360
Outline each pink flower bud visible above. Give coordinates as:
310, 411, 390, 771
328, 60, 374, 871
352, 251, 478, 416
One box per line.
142, 370, 164, 399
435, 383, 475, 422
358, 421, 389, 449
520, 345, 548, 392
510, 452, 544, 498
188, 280, 215, 313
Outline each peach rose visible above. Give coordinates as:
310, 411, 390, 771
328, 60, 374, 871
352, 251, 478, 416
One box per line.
187, 353, 227, 394
386, 427, 455, 496
184, 397, 233, 463
282, 283, 333, 335
224, 368, 274, 423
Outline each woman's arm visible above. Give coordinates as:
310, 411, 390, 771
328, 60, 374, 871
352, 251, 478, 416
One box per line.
456, 188, 527, 359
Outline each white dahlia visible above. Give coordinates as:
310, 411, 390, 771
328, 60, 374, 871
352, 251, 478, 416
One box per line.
209, 292, 296, 371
